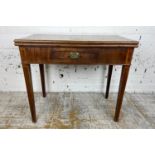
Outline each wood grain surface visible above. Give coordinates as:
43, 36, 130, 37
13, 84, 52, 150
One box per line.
14, 34, 139, 47
14, 34, 138, 122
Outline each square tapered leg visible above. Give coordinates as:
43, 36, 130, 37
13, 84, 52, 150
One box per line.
114, 65, 130, 122
39, 64, 46, 97
105, 65, 113, 99
22, 64, 37, 123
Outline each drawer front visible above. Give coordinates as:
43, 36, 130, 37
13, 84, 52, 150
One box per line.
51, 47, 99, 64
19, 47, 132, 64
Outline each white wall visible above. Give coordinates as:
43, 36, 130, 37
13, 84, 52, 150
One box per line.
0, 26, 155, 93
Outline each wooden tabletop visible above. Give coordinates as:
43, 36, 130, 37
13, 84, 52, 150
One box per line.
14, 34, 139, 47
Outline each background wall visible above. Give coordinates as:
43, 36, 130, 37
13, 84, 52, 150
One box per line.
0, 26, 155, 93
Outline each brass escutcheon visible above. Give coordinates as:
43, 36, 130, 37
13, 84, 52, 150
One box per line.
69, 52, 80, 59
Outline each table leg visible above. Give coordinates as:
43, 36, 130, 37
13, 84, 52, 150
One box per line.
22, 64, 37, 123
114, 65, 130, 122
105, 65, 113, 99
39, 64, 46, 97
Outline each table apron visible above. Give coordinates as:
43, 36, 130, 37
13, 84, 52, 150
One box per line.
19, 47, 134, 65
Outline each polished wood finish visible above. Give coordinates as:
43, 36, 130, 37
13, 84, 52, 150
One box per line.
22, 64, 36, 122
105, 65, 113, 99
114, 65, 131, 122
39, 64, 46, 97
19, 47, 133, 64
14, 34, 139, 47
14, 34, 138, 122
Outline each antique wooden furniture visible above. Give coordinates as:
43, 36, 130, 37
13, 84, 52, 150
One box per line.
14, 34, 139, 123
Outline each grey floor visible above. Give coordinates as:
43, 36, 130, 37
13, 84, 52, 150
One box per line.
0, 92, 155, 129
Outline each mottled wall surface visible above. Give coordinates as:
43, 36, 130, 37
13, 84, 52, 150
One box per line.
0, 27, 155, 93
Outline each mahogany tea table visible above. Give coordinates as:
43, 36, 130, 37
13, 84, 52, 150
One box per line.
14, 34, 139, 123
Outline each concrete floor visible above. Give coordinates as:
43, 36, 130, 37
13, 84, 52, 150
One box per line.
0, 92, 155, 129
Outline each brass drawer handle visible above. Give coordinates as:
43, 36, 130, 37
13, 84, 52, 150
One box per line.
69, 52, 80, 59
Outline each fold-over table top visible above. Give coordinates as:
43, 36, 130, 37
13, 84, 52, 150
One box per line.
14, 34, 139, 47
